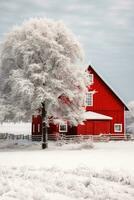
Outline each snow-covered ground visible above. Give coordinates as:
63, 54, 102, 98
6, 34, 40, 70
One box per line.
0, 140, 134, 200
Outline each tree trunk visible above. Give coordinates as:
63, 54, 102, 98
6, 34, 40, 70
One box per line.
41, 102, 48, 149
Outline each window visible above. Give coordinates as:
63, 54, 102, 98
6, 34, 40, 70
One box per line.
114, 124, 122, 132
89, 74, 94, 84
59, 123, 67, 132
86, 92, 93, 106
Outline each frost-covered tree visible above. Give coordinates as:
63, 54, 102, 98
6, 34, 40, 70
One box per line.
0, 18, 88, 126
126, 101, 134, 133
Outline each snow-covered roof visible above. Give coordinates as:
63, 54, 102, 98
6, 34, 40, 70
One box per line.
53, 119, 65, 124
83, 111, 112, 120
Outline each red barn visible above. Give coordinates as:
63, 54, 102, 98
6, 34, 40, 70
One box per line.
32, 65, 128, 138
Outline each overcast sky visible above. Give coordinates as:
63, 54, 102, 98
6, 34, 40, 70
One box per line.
0, 0, 134, 103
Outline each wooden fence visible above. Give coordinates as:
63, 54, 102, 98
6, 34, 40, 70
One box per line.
0, 133, 132, 143
0, 133, 32, 140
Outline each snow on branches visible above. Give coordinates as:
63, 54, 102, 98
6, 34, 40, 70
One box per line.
0, 18, 89, 125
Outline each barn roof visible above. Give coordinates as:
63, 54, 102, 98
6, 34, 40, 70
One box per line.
83, 111, 112, 120
88, 65, 129, 111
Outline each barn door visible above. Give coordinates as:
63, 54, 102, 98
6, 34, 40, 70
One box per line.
94, 121, 111, 135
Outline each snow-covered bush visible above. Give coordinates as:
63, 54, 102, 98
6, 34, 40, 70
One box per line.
57, 141, 94, 150
0, 139, 40, 150
0, 18, 89, 125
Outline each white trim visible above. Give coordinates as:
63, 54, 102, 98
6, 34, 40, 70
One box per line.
38, 124, 40, 133
114, 123, 122, 132
89, 74, 94, 84
124, 107, 126, 135
59, 123, 68, 132
86, 92, 93, 106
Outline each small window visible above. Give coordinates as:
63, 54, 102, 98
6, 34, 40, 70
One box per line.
114, 124, 122, 132
89, 74, 94, 84
59, 123, 67, 132
86, 92, 93, 106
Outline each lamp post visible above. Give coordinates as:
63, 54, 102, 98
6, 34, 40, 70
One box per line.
41, 102, 48, 149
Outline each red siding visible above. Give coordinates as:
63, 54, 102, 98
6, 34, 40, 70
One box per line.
86, 67, 125, 134
94, 121, 111, 134
48, 123, 58, 135
78, 120, 111, 135
87, 68, 124, 111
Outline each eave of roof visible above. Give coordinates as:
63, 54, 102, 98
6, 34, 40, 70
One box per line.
88, 65, 129, 111
83, 111, 112, 120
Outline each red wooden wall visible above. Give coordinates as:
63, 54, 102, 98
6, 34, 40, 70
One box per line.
87, 66, 126, 134
32, 115, 42, 135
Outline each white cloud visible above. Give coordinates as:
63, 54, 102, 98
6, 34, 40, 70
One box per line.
110, 0, 134, 11
65, 4, 95, 12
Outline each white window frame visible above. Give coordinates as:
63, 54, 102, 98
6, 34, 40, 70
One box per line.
59, 123, 68, 132
114, 123, 122, 132
85, 92, 93, 106
89, 74, 94, 84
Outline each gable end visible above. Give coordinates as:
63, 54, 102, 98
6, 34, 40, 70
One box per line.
88, 65, 129, 111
